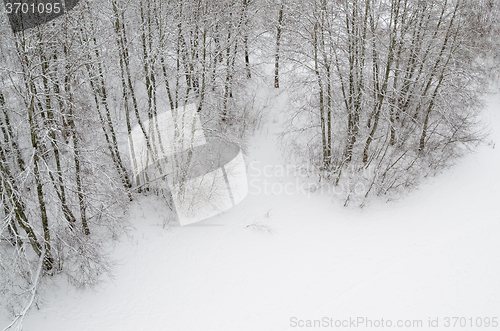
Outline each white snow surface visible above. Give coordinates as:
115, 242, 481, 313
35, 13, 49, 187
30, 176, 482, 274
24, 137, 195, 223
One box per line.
2, 84, 499, 331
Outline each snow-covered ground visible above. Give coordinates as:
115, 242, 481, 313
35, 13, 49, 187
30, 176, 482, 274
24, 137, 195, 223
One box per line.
2, 84, 499, 331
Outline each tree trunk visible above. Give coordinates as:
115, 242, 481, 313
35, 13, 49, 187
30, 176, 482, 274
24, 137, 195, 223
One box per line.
274, 1, 284, 88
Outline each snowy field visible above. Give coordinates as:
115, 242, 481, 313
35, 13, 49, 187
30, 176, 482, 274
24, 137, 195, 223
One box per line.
1, 85, 499, 331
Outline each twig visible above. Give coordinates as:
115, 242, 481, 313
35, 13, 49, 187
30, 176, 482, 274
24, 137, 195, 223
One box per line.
3, 248, 45, 331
